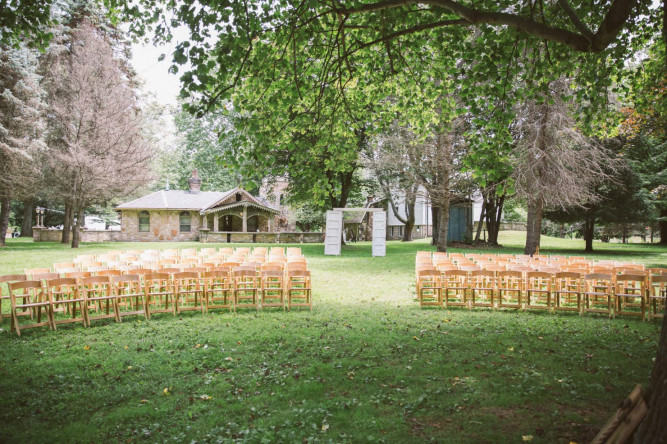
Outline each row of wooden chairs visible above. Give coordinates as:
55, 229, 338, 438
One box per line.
416, 251, 660, 276
67, 247, 304, 266
53, 247, 307, 274
417, 268, 667, 321
26, 259, 308, 279
1, 269, 312, 336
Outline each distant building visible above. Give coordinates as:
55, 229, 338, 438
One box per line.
116, 170, 279, 241
381, 187, 475, 242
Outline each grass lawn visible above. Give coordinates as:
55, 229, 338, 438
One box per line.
0, 232, 665, 443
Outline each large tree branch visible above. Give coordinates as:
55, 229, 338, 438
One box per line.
557, 0, 594, 42
333, 0, 639, 52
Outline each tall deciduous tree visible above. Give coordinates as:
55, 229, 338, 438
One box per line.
367, 125, 422, 242
511, 80, 615, 255
155, 103, 247, 192
0, 43, 44, 246
42, 19, 152, 248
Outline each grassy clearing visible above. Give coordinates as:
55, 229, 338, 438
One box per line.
0, 233, 665, 443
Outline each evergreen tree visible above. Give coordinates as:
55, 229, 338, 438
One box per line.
0, 43, 44, 245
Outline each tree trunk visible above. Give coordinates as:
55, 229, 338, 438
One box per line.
20, 198, 34, 237
435, 199, 450, 252
71, 203, 84, 248
486, 195, 505, 245
635, 311, 667, 443
431, 206, 439, 246
473, 200, 486, 245
524, 199, 543, 255
622, 224, 628, 243
62, 201, 72, 244
0, 196, 10, 247
584, 215, 595, 252
660, 208, 667, 245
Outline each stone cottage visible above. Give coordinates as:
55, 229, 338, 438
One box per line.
116, 170, 280, 242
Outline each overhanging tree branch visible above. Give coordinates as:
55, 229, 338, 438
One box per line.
333, 0, 640, 52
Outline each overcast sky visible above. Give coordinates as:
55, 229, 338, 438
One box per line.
131, 39, 182, 107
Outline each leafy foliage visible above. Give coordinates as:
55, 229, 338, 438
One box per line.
155, 103, 251, 192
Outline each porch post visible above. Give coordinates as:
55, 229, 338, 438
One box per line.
268, 216, 273, 233
242, 205, 248, 232
213, 214, 219, 232
201, 212, 208, 229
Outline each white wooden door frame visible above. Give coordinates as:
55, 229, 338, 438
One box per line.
324, 208, 386, 257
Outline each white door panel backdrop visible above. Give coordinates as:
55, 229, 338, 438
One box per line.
324, 209, 386, 257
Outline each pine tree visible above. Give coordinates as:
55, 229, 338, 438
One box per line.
0, 44, 45, 245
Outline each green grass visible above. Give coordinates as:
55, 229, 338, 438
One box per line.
0, 233, 665, 443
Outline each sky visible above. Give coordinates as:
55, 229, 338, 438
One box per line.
131, 38, 182, 107
128, 17, 195, 108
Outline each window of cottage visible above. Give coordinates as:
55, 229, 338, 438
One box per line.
179, 211, 191, 232
138, 211, 150, 232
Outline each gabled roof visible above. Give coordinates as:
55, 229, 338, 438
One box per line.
116, 187, 281, 213
116, 190, 234, 211
204, 188, 279, 214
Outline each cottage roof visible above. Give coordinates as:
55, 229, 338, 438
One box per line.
116, 187, 280, 213
116, 190, 234, 211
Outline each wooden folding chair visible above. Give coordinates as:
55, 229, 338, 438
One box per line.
469, 269, 496, 309
161, 249, 179, 258
9, 281, 52, 336
284, 247, 299, 257
233, 269, 260, 310
158, 258, 178, 268
144, 273, 175, 318
203, 270, 233, 312
81, 276, 119, 325
648, 274, 667, 322
582, 273, 614, 318
97, 253, 119, 263
32, 272, 61, 283
261, 263, 284, 273
24, 268, 51, 279
46, 278, 87, 330
53, 262, 75, 271
615, 273, 646, 320
261, 270, 285, 310
497, 271, 524, 309
525, 271, 552, 311
181, 248, 198, 258
98, 270, 122, 277
417, 269, 441, 308
199, 248, 217, 257
173, 271, 206, 314
180, 258, 200, 268
441, 269, 468, 309
553, 272, 582, 313
0, 274, 26, 322
286, 270, 312, 311
65, 271, 92, 281
113, 274, 147, 321
287, 261, 308, 273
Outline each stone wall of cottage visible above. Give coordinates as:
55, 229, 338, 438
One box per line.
120, 210, 202, 241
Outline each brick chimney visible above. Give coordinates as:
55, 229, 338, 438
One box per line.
188, 169, 202, 193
